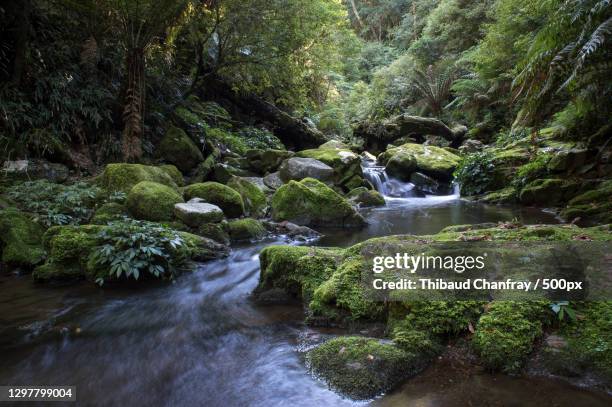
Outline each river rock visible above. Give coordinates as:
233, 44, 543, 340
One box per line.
174, 201, 224, 227
2, 159, 69, 183
379, 143, 460, 182
410, 172, 451, 195
296, 144, 363, 191
245, 149, 294, 174
279, 157, 334, 183
263, 220, 322, 241
263, 171, 284, 190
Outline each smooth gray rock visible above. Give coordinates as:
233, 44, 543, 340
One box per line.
279, 157, 334, 182
174, 201, 224, 227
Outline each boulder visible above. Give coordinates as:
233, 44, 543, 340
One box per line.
384, 151, 417, 181
174, 201, 224, 227
0, 208, 45, 268
159, 165, 185, 187
279, 157, 334, 183
1, 159, 69, 183
91, 203, 126, 224
306, 337, 427, 400
262, 221, 321, 241
98, 163, 179, 193
157, 126, 204, 173
126, 181, 184, 221
197, 222, 230, 245
296, 144, 363, 190
227, 218, 267, 241
547, 148, 589, 173
271, 178, 365, 228
519, 179, 579, 206
379, 143, 460, 182
183, 182, 245, 218
211, 163, 254, 184
347, 187, 385, 207
410, 172, 452, 195
263, 172, 284, 190
227, 177, 267, 218
245, 149, 294, 174
459, 139, 484, 154
560, 180, 612, 224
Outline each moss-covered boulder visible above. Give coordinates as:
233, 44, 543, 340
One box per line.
560, 180, 612, 224
227, 218, 266, 241
227, 177, 267, 218
270, 178, 366, 228
306, 337, 426, 400
183, 182, 245, 218
0, 208, 45, 268
347, 187, 385, 207
159, 164, 184, 187
91, 202, 126, 224
379, 143, 460, 181
245, 149, 293, 174
98, 164, 179, 193
384, 151, 417, 181
197, 222, 230, 245
519, 179, 570, 206
480, 187, 518, 204
126, 181, 184, 221
296, 144, 363, 190
157, 126, 204, 173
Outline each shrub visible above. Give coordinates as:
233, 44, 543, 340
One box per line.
6, 180, 102, 227
453, 151, 496, 196
237, 126, 284, 150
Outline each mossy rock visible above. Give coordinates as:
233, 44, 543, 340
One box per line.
183, 182, 245, 218
296, 145, 363, 190
560, 180, 612, 224
197, 222, 230, 245
159, 165, 185, 187
347, 187, 385, 207
98, 164, 179, 193
245, 149, 293, 174
126, 181, 184, 222
0, 208, 45, 268
227, 177, 267, 218
480, 187, 518, 204
306, 337, 426, 400
384, 151, 417, 181
519, 179, 567, 206
91, 203, 126, 224
227, 218, 266, 241
379, 143, 460, 181
157, 126, 204, 173
270, 178, 365, 228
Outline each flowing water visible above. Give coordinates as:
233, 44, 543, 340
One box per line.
0, 167, 609, 406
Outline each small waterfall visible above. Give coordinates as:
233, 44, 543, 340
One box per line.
361, 158, 460, 199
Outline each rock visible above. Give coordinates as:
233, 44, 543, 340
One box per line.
197, 222, 230, 245
157, 126, 204, 173
211, 163, 254, 184
263, 221, 321, 241
278, 157, 334, 183
459, 139, 484, 154
126, 181, 184, 221
360, 151, 377, 161
227, 177, 267, 218
547, 148, 588, 173
306, 337, 427, 400
1, 159, 69, 183
263, 172, 284, 190
91, 203, 126, 224
0, 208, 45, 268
227, 218, 267, 241
519, 179, 567, 206
379, 143, 460, 182
98, 163, 179, 193
347, 187, 385, 207
270, 178, 366, 228
183, 182, 245, 218
479, 187, 518, 204
296, 144, 364, 190
174, 202, 224, 227
384, 151, 417, 181
159, 165, 184, 187
410, 172, 451, 195
245, 149, 294, 174
560, 180, 612, 224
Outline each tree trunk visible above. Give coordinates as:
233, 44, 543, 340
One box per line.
121, 47, 145, 162
11, 0, 31, 86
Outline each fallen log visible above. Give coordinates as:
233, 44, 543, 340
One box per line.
200, 75, 328, 150
354, 114, 466, 153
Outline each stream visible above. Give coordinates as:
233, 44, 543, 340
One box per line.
0, 169, 609, 406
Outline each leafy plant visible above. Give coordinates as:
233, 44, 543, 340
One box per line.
6, 180, 102, 227
453, 151, 496, 196
551, 301, 577, 322
90, 219, 193, 285
237, 126, 285, 150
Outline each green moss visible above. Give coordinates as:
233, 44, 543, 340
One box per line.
480, 187, 518, 204
385, 151, 417, 181
126, 181, 184, 222
227, 218, 266, 241
183, 182, 245, 218
473, 301, 549, 373
519, 178, 568, 206
160, 165, 184, 187
257, 245, 341, 301
306, 336, 427, 400
206, 127, 249, 155
91, 203, 126, 224
380, 143, 460, 181
157, 126, 204, 173
560, 180, 612, 224
227, 177, 267, 218
310, 257, 384, 321
347, 187, 385, 207
245, 149, 293, 174
270, 178, 365, 228
296, 146, 363, 190
392, 301, 485, 337
98, 164, 179, 193
197, 222, 230, 244
0, 208, 45, 268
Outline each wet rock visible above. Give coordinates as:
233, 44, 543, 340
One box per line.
263, 220, 321, 241
279, 157, 334, 183
174, 201, 224, 227
385, 151, 417, 181
410, 172, 452, 195
347, 187, 385, 207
